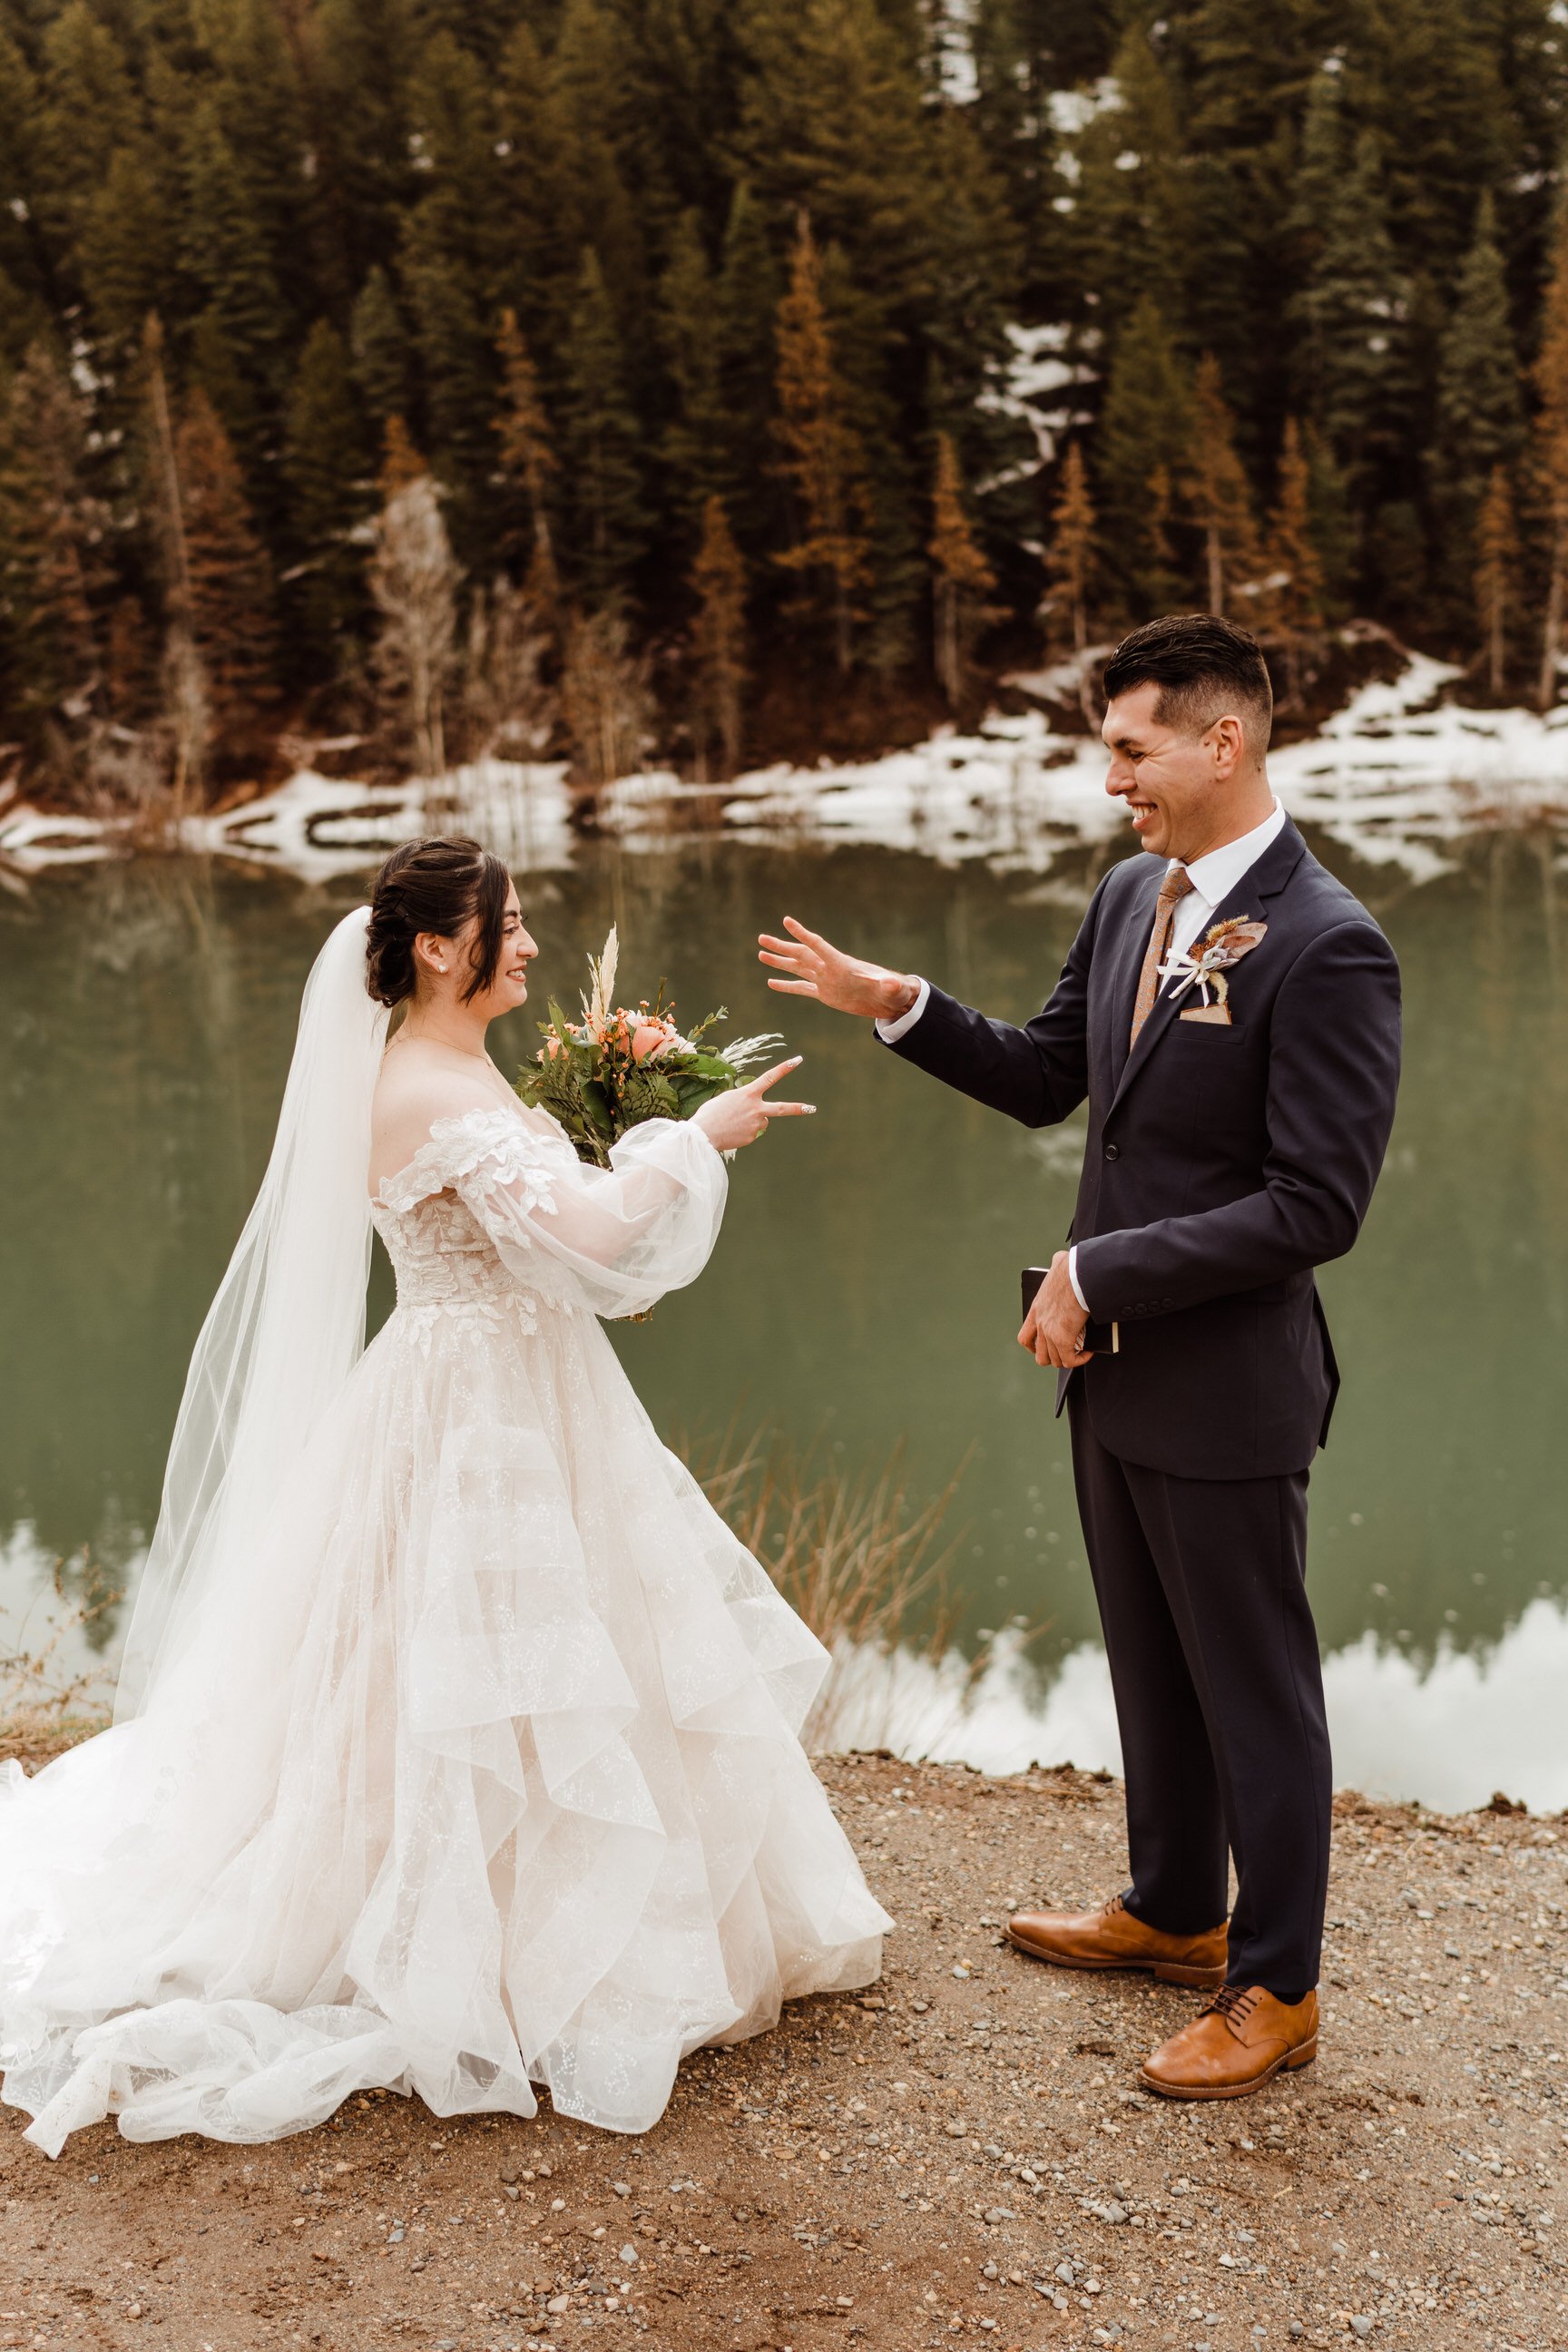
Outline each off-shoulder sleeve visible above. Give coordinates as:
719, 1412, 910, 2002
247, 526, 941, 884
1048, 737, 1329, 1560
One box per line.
383, 1105, 729, 1320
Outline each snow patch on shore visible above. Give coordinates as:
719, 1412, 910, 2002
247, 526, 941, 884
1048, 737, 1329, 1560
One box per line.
180, 760, 579, 886
5, 653, 1567, 887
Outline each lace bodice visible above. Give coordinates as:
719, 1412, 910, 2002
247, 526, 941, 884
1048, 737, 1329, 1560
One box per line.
369, 1103, 728, 1331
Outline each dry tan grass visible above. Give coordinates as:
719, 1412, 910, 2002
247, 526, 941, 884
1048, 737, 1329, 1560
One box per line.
0, 1547, 120, 1746
4, 1440, 1038, 1766
690, 1426, 1041, 1752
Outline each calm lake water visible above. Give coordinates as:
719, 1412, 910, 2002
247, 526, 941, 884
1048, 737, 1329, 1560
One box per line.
4, 823, 1567, 1809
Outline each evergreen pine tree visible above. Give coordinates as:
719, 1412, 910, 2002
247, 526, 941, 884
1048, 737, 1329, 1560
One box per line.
181, 98, 288, 466
1095, 297, 1192, 621
36, 5, 142, 246
690, 495, 747, 779
495, 309, 560, 624
1430, 195, 1525, 597
772, 217, 874, 674
923, 108, 1029, 519
1533, 202, 1568, 710
1294, 129, 1413, 500
399, 32, 508, 560
659, 209, 729, 536
1044, 439, 1098, 725
77, 144, 174, 368
1263, 416, 1327, 710
1071, 22, 1191, 340
350, 267, 413, 435
736, 0, 932, 327
1475, 465, 1519, 700
494, 23, 577, 333
1187, 353, 1261, 620
312, 0, 422, 288
0, 27, 44, 335
544, 0, 644, 319
282, 320, 372, 669
176, 388, 279, 769
380, 415, 428, 497
0, 339, 108, 750
714, 182, 787, 550
561, 250, 647, 609
928, 433, 995, 708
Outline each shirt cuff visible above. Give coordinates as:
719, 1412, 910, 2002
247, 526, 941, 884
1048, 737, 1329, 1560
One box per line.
1067, 1245, 1089, 1316
874, 975, 930, 1044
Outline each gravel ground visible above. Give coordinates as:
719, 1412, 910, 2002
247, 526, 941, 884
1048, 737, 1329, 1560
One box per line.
0, 1743, 1563, 2352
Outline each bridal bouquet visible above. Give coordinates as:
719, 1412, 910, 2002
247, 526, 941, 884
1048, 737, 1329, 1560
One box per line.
515, 926, 784, 1168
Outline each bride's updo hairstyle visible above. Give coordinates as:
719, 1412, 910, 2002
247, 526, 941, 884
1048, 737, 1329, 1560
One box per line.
366, 836, 511, 1008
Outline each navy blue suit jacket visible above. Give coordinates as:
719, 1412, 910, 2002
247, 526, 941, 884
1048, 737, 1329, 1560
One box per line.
884, 817, 1402, 1479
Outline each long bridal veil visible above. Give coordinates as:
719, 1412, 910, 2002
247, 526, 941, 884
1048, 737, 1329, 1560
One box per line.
113, 906, 388, 1721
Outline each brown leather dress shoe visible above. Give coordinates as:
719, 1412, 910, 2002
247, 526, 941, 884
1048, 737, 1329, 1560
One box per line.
1139, 1984, 1318, 2100
1004, 1893, 1227, 1989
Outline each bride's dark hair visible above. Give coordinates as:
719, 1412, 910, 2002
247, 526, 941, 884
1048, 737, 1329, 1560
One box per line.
366, 836, 511, 1007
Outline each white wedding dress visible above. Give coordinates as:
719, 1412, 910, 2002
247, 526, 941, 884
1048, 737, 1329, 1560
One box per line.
0, 913, 888, 2157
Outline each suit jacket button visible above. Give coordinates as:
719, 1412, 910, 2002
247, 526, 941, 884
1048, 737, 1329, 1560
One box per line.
1103, 1142, 1120, 1161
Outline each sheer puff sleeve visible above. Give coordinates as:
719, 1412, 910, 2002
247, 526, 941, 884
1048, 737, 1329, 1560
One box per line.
383, 1102, 730, 1321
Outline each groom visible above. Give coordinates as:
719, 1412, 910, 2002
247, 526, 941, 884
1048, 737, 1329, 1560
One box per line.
760, 614, 1401, 2100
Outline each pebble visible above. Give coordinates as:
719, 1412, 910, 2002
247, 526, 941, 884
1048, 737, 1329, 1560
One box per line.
1350, 2320, 1374, 2341
619, 2244, 639, 2266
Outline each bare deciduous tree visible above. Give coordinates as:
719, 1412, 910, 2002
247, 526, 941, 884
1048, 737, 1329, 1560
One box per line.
462, 577, 555, 762
562, 609, 654, 791
369, 474, 459, 777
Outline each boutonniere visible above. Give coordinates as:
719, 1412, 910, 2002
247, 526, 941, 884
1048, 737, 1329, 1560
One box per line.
1157, 916, 1268, 1025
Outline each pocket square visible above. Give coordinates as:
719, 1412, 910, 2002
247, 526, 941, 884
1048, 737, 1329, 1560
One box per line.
1180, 1004, 1232, 1025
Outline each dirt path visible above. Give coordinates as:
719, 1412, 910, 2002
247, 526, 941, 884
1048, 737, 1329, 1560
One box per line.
0, 1745, 1563, 2352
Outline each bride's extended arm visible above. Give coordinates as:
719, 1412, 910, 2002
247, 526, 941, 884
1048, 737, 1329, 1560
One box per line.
381, 1060, 809, 1320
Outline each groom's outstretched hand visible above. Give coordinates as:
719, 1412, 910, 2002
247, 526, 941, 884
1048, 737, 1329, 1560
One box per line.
759, 916, 921, 1022
1020, 1251, 1093, 1370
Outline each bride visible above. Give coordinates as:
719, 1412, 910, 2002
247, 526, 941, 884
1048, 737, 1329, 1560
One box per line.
0, 836, 889, 2157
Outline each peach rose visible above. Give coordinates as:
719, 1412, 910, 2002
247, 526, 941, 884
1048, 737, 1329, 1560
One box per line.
630, 1020, 672, 1063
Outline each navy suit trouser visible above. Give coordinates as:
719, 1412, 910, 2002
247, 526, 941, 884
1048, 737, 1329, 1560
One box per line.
1068, 1392, 1331, 2002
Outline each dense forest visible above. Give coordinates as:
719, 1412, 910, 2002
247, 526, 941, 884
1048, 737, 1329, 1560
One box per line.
2, 0, 1568, 805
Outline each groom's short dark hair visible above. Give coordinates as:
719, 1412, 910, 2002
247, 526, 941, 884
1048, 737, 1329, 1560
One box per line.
1102, 614, 1274, 755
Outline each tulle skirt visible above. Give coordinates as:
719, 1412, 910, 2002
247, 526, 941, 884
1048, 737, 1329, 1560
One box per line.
0, 1295, 889, 2155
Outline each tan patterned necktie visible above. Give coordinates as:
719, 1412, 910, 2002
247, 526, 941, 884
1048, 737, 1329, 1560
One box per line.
1129, 865, 1195, 1049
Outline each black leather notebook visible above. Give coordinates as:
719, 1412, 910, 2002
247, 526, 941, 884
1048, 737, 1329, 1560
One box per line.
1021, 1265, 1120, 1355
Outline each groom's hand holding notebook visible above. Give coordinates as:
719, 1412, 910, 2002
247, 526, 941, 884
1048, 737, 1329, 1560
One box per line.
1021, 1266, 1120, 1356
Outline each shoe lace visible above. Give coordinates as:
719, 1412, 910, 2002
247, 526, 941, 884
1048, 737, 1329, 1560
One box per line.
1201, 1984, 1259, 2027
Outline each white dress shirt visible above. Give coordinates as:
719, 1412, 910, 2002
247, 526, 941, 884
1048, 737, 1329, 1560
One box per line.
877, 799, 1287, 1316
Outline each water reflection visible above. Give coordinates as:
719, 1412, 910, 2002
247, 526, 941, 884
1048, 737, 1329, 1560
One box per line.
2, 828, 1565, 1804
820, 1606, 1568, 1816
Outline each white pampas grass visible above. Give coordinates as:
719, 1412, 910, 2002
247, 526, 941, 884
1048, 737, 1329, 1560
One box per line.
582, 924, 620, 1034
717, 1032, 787, 1071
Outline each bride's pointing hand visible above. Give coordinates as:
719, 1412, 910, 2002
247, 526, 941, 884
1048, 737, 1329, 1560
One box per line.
759, 916, 921, 1022
692, 1058, 815, 1152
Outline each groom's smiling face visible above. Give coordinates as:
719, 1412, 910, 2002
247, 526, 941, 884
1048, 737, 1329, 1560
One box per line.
1101, 681, 1255, 865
